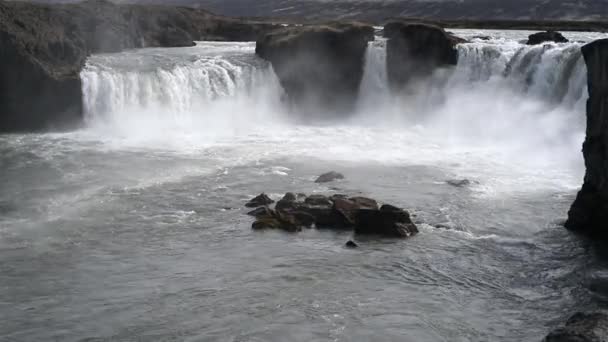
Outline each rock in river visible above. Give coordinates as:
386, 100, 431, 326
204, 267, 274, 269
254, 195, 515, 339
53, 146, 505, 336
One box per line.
315, 171, 345, 183
245, 193, 274, 208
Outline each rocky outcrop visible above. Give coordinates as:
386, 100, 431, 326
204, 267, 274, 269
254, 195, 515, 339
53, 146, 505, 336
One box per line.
245, 193, 275, 208
255, 22, 374, 114
0, 0, 277, 132
383, 21, 462, 91
246, 192, 418, 238
527, 31, 569, 45
566, 39, 608, 237
544, 312, 608, 342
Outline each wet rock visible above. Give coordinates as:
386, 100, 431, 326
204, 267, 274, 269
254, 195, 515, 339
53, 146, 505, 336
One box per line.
447, 179, 472, 187
305, 195, 332, 207
292, 211, 316, 228
252, 217, 283, 230
245, 193, 274, 208
332, 198, 361, 226
256, 23, 374, 114
527, 31, 569, 45
355, 206, 418, 238
247, 206, 272, 217
329, 194, 348, 201
350, 197, 379, 210
315, 171, 345, 183
345, 240, 359, 248
473, 35, 491, 41
544, 312, 608, 342
566, 39, 608, 238
282, 192, 297, 202
251, 209, 301, 232
380, 204, 411, 222
306, 206, 347, 228
384, 21, 461, 91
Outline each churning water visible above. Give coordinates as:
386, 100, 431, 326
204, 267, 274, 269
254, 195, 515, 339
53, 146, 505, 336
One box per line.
2, 30, 608, 341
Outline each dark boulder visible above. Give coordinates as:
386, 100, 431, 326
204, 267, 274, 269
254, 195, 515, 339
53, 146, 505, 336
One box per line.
527, 31, 569, 45
350, 197, 379, 210
383, 21, 461, 91
246, 206, 273, 217
251, 207, 304, 232
255, 22, 374, 114
245, 193, 274, 208
355, 205, 418, 238
332, 198, 361, 226
566, 39, 608, 238
544, 312, 608, 342
281, 192, 297, 202
291, 211, 316, 228
332, 196, 379, 226
345, 240, 359, 248
305, 194, 333, 207
275, 192, 298, 211
447, 179, 472, 187
315, 171, 345, 183
0, 0, 278, 132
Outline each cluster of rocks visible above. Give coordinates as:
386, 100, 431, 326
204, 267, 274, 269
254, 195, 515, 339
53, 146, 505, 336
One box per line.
245, 192, 419, 238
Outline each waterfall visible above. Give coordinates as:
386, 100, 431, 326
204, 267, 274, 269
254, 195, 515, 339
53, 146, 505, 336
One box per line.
80, 42, 284, 133
453, 41, 587, 107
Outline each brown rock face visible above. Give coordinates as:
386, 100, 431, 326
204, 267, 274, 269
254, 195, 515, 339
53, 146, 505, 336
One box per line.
566, 39, 608, 237
255, 23, 374, 115
384, 21, 461, 91
0, 0, 277, 132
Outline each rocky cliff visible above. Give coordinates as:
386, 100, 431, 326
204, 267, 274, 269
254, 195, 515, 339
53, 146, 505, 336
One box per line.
255, 22, 374, 115
566, 38, 608, 237
383, 21, 462, 91
0, 0, 277, 132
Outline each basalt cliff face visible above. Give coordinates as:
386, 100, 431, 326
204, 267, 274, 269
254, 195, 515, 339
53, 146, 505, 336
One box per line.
383, 21, 462, 91
255, 23, 374, 115
0, 0, 277, 132
566, 39, 608, 237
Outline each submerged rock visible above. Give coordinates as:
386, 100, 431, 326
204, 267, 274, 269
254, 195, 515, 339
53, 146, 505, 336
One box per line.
447, 179, 472, 187
245, 193, 274, 208
256, 23, 374, 114
315, 171, 345, 183
384, 21, 461, 91
527, 31, 569, 45
544, 312, 608, 342
345, 240, 359, 248
566, 39, 608, 237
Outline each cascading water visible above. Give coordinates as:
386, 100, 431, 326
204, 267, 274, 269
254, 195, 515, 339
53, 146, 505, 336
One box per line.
5, 29, 608, 342
80, 42, 284, 138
